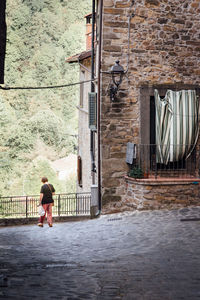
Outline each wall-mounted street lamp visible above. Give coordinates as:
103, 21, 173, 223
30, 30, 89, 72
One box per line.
109, 60, 125, 102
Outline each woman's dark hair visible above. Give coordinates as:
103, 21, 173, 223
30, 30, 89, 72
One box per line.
41, 177, 48, 183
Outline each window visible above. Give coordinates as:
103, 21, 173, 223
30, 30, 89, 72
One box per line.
140, 85, 200, 175
150, 94, 186, 170
80, 70, 85, 108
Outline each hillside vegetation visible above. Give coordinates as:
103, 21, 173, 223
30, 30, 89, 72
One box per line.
0, 0, 91, 196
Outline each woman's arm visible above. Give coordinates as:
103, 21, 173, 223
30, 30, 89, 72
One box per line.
40, 193, 43, 205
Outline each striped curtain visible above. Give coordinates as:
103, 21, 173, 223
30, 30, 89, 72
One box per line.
155, 89, 199, 164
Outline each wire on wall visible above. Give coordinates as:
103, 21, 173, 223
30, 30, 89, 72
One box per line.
0, 79, 96, 91
125, 0, 135, 74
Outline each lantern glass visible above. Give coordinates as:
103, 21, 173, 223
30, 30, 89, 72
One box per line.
110, 60, 124, 87
109, 60, 125, 102
112, 73, 123, 87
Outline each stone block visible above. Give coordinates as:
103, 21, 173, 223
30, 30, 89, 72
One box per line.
109, 124, 116, 131
145, 0, 160, 7
102, 178, 120, 188
131, 16, 145, 24
104, 8, 124, 15
103, 40, 112, 46
158, 18, 168, 24
104, 0, 114, 7
145, 186, 153, 191
116, 2, 130, 8
142, 201, 156, 208
110, 145, 121, 152
163, 25, 176, 32
174, 199, 190, 205
191, 2, 199, 8
143, 194, 154, 200
104, 21, 128, 28
102, 194, 121, 205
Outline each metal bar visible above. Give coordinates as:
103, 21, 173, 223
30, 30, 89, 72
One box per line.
58, 194, 61, 217
26, 196, 28, 218
76, 193, 78, 216
128, 144, 200, 179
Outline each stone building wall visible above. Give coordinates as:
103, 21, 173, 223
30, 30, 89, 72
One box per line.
100, 0, 200, 211
123, 177, 200, 211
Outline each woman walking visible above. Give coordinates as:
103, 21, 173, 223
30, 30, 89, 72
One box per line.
38, 176, 55, 227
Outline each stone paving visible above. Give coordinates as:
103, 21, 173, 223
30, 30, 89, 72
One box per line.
0, 207, 200, 299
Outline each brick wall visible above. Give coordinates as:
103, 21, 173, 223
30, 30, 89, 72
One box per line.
100, 0, 200, 211
86, 23, 92, 51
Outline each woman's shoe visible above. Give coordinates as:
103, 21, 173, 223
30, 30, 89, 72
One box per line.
37, 223, 43, 227
48, 223, 53, 227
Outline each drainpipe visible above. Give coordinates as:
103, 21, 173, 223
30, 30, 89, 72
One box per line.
90, 0, 103, 218
90, 0, 96, 184
97, 0, 103, 213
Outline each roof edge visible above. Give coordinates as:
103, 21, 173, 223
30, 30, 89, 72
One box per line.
66, 50, 92, 63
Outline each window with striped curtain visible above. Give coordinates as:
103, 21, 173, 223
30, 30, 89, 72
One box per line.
154, 89, 199, 165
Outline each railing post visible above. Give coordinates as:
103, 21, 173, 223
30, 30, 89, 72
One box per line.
155, 144, 158, 179
76, 193, 78, 216
26, 196, 28, 218
58, 194, 61, 217
10, 197, 12, 217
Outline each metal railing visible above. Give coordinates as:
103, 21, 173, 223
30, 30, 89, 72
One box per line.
0, 192, 91, 219
128, 144, 200, 179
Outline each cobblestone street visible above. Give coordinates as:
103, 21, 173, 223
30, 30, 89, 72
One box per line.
0, 207, 200, 299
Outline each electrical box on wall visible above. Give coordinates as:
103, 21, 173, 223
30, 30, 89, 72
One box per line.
88, 92, 97, 131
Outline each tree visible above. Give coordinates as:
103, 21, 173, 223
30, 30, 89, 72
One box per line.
0, 0, 91, 196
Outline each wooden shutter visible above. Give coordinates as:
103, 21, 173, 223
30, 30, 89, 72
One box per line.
77, 155, 82, 187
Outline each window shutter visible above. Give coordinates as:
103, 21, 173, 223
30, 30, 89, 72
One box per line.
88, 92, 97, 131
77, 155, 82, 187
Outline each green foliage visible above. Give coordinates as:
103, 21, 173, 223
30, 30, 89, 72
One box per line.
23, 159, 63, 195
0, 95, 16, 143
128, 167, 144, 179
6, 120, 35, 158
64, 174, 76, 194
29, 110, 64, 146
0, 0, 91, 196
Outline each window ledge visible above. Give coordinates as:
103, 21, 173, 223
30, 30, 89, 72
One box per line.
125, 175, 200, 186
